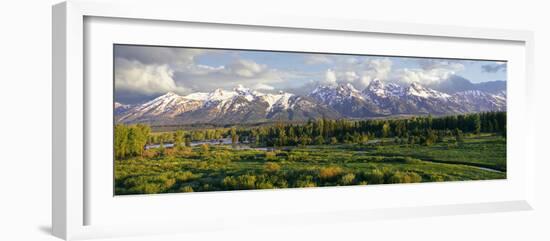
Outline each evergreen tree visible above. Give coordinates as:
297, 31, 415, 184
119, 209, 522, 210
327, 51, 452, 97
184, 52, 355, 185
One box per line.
382, 122, 391, 138
174, 130, 184, 149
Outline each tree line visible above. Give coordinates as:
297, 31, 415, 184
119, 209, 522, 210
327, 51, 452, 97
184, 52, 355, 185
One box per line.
114, 112, 506, 159
241, 112, 506, 147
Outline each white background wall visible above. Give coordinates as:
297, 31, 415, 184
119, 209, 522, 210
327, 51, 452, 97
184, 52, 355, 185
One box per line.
0, 0, 548, 240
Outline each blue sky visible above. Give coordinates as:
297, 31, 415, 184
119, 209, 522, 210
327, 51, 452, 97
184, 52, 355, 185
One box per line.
114, 45, 506, 103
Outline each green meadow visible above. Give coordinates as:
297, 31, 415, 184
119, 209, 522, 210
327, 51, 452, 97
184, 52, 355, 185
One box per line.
114, 132, 505, 195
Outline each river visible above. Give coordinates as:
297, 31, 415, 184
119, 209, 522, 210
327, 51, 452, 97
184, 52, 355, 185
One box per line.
145, 138, 272, 151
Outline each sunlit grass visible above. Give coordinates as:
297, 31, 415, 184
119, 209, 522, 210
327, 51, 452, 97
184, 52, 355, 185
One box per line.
114, 134, 505, 195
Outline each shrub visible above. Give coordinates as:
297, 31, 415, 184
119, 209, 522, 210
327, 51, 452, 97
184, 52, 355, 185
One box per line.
319, 166, 343, 180
276, 179, 289, 188
175, 146, 193, 157
200, 144, 210, 155
223, 174, 258, 189
141, 183, 163, 194
123, 175, 177, 194
428, 174, 445, 182
288, 151, 309, 162
296, 181, 316, 188
339, 173, 356, 185
256, 181, 274, 189
265, 151, 277, 160
143, 149, 157, 158
236, 174, 257, 189
180, 186, 194, 192
403, 157, 422, 164
175, 171, 197, 182
163, 177, 176, 189
365, 169, 385, 184
296, 175, 317, 188
222, 176, 237, 189
164, 148, 176, 157
407, 172, 422, 183
264, 162, 281, 173
388, 172, 405, 184
388, 171, 422, 184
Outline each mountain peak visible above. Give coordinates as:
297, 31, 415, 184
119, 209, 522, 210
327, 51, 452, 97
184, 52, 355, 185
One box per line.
406, 82, 450, 99
366, 79, 388, 97
370, 79, 383, 85
153, 91, 183, 102
409, 82, 421, 88
234, 84, 251, 92
164, 91, 178, 96
116, 82, 506, 125
337, 82, 358, 92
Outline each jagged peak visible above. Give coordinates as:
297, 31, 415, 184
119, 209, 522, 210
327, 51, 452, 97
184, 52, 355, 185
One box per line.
147, 91, 184, 104
386, 83, 400, 88
406, 82, 450, 99
370, 79, 383, 85
365, 79, 389, 97
368, 79, 384, 89
162, 91, 179, 97
311, 84, 335, 94
337, 82, 358, 91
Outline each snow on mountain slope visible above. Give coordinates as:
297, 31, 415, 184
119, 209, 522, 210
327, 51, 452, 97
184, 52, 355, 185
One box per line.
114, 102, 132, 115
262, 92, 294, 113
406, 82, 451, 99
365, 79, 389, 98
116, 86, 302, 124
452, 90, 506, 112
115, 81, 507, 125
117, 92, 203, 122
310, 83, 364, 106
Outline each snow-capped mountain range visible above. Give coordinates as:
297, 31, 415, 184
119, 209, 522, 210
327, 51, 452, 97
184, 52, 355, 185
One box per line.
115, 80, 506, 125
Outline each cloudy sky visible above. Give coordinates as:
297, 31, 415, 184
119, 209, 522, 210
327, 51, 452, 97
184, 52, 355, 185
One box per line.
114, 44, 507, 104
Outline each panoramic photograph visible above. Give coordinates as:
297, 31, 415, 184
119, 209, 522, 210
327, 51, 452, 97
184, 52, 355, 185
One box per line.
113, 44, 507, 195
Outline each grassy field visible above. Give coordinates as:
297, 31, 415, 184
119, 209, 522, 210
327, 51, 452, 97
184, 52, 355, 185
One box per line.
114, 134, 506, 195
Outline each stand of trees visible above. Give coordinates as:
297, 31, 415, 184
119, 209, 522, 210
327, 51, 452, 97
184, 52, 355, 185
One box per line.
114, 124, 150, 159
243, 112, 505, 147
114, 112, 506, 159
146, 128, 226, 146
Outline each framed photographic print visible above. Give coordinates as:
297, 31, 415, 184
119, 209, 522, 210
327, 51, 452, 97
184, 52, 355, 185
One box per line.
52, 0, 536, 240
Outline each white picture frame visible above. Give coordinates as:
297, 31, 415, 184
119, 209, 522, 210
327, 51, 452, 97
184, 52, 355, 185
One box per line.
52, 0, 536, 240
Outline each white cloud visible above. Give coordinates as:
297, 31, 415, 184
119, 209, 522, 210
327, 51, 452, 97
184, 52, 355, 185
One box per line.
115, 45, 290, 96
390, 60, 464, 85
172, 58, 286, 92
324, 58, 393, 89
225, 59, 266, 77
323, 69, 338, 86
357, 58, 393, 87
311, 57, 466, 89
115, 45, 205, 68
253, 83, 275, 90
115, 58, 187, 95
